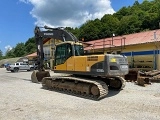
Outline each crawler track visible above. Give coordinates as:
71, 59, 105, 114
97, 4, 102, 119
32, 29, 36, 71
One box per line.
42, 76, 108, 100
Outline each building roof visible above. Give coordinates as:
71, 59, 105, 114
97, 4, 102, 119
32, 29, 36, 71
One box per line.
84, 29, 160, 50
43, 38, 51, 44
26, 52, 37, 57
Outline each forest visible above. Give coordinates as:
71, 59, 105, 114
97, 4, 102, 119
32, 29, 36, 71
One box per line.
0, 0, 160, 59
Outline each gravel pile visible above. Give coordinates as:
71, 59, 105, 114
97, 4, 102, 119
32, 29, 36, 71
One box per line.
0, 68, 160, 120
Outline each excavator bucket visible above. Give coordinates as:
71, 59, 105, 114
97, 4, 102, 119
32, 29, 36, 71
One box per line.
31, 70, 50, 83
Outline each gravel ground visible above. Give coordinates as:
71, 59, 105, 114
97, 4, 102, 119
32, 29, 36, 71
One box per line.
0, 68, 160, 120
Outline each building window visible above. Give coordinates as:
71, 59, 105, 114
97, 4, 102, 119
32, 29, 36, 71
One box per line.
43, 45, 50, 60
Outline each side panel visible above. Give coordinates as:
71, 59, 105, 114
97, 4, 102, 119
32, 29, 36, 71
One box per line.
54, 57, 75, 71
73, 55, 105, 72
54, 62, 67, 70
54, 55, 105, 73
106, 54, 129, 76
74, 56, 86, 71
67, 57, 75, 71
86, 55, 105, 72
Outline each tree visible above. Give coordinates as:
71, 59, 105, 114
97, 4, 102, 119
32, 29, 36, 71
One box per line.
14, 43, 26, 57
101, 14, 120, 37
5, 48, 15, 58
65, 27, 80, 39
25, 37, 36, 54
140, 0, 152, 11
133, 0, 140, 6
117, 15, 142, 35
79, 20, 100, 41
0, 49, 3, 59
114, 6, 131, 20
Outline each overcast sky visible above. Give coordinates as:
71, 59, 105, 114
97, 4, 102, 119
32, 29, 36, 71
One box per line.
0, 0, 143, 55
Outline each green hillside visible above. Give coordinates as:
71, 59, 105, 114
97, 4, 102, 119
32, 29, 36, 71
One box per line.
0, 57, 21, 67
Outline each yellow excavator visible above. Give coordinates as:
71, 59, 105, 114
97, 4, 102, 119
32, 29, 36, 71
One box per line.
31, 26, 129, 100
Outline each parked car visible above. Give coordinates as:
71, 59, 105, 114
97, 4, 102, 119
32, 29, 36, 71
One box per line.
6, 65, 11, 71
6, 62, 34, 72
4, 63, 11, 68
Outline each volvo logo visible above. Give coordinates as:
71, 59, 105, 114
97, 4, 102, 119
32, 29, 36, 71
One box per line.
44, 33, 54, 36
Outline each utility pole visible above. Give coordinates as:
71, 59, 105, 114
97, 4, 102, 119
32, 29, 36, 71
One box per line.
112, 33, 115, 45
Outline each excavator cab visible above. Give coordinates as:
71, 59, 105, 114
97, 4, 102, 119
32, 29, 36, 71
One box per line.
54, 42, 84, 66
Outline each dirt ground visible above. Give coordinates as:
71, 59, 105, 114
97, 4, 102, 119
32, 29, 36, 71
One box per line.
0, 68, 160, 120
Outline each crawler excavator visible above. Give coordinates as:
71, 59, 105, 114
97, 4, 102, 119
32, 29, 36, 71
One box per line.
31, 26, 129, 100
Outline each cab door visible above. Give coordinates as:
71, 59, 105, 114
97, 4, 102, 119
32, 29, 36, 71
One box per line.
54, 42, 75, 71
54, 43, 67, 70
66, 43, 74, 71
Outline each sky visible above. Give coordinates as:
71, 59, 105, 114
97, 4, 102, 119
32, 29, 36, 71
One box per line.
0, 0, 143, 55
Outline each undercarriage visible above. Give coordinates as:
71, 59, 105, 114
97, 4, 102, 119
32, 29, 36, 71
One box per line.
41, 75, 126, 100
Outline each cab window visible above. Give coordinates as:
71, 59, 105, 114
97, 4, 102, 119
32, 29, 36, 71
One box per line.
74, 45, 84, 56
54, 43, 72, 66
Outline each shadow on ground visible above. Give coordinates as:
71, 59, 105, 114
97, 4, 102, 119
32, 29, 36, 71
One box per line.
40, 86, 121, 101
106, 89, 120, 97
